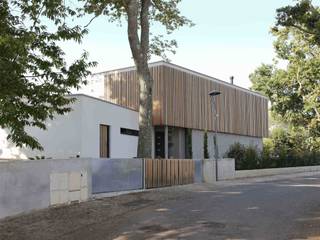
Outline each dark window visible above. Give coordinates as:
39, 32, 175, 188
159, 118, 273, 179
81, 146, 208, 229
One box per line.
155, 128, 165, 158
120, 128, 139, 136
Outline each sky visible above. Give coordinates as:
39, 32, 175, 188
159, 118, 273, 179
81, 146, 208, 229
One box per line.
62, 0, 293, 89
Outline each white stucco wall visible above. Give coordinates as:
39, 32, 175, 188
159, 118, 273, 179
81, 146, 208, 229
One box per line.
79, 95, 139, 158
0, 94, 139, 159
191, 130, 263, 160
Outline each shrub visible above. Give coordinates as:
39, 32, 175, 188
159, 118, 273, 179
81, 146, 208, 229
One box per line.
225, 127, 320, 170
203, 131, 209, 159
185, 129, 192, 158
225, 143, 261, 170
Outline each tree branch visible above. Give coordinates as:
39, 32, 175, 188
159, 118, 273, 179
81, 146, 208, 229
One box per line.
291, 23, 315, 36
84, 15, 98, 28
126, 0, 141, 62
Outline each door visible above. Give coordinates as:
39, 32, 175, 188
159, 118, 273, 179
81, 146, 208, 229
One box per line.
155, 130, 165, 158
99, 124, 110, 158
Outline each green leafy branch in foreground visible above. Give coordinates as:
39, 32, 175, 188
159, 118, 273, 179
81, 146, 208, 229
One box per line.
0, 0, 96, 150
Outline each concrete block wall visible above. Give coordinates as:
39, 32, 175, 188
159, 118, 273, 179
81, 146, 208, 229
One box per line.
0, 158, 91, 219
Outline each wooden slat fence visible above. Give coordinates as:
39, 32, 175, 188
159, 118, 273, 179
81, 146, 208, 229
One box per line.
145, 159, 195, 189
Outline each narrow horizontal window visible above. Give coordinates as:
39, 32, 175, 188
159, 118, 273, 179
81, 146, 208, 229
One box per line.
120, 128, 139, 136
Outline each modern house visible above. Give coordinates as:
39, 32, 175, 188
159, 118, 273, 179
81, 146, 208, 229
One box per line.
0, 61, 268, 160
91, 61, 268, 159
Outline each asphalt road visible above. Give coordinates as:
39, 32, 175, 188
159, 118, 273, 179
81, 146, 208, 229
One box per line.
1, 174, 320, 240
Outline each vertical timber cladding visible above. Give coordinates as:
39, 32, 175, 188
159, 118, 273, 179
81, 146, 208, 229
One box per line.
103, 63, 268, 137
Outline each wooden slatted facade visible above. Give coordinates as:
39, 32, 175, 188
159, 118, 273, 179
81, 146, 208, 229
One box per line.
102, 62, 268, 138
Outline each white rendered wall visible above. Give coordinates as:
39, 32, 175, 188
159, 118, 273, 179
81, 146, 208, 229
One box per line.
192, 130, 263, 160
79, 95, 138, 158
0, 94, 139, 159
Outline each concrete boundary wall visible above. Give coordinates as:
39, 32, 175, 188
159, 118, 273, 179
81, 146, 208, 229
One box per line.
235, 165, 320, 179
1, 158, 320, 220
0, 158, 144, 219
0, 158, 92, 219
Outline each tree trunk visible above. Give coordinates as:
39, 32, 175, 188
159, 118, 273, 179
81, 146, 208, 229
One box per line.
137, 64, 153, 158
126, 0, 153, 158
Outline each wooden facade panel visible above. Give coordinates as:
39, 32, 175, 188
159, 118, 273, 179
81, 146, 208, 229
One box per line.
99, 125, 109, 158
103, 63, 268, 137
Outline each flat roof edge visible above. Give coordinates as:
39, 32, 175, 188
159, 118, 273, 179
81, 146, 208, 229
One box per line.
69, 94, 139, 113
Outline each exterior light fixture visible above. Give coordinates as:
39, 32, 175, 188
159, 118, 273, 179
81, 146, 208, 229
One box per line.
209, 90, 221, 181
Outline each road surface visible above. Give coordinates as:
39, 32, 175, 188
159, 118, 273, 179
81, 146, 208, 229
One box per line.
1, 174, 320, 240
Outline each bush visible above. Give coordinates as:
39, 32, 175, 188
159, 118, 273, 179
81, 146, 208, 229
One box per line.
225, 129, 320, 170
203, 131, 209, 159
225, 143, 261, 170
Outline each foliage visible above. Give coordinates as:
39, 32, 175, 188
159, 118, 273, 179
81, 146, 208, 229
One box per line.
225, 128, 320, 170
225, 143, 261, 170
82, 0, 193, 61
275, 0, 320, 46
0, 0, 95, 150
203, 131, 209, 159
250, 0, 320, 151
185, 128, 192, 158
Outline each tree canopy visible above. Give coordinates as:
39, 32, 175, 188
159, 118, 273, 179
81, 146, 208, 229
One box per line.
250, 0, 320, 151
275, 0, 320, 46
0, 0, 95, 150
